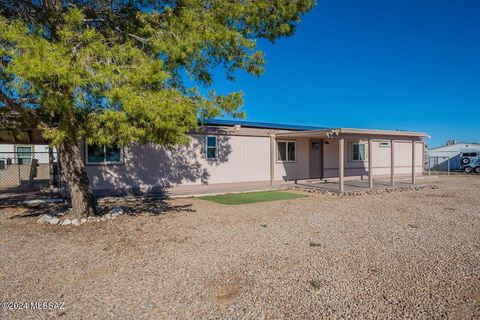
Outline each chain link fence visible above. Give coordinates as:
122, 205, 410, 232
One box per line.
425, 155, 453, 174
425, 150, 479, 175
0, 150, 60, 192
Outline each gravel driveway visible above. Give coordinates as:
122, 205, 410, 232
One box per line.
1, 176, 479, 319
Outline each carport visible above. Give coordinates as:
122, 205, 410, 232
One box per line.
272, 128, 430, 192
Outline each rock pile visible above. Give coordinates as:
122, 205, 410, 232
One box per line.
296, 184, 439, 196
36, 206, 124, 226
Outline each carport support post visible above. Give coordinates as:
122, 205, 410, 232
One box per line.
411, 140, 416, 184
390, 140, 395, 187
368, 139, 373, 189
339, 138, 345, 192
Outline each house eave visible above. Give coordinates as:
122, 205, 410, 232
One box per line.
275, 128, 430, 139
334, 128, 430, 138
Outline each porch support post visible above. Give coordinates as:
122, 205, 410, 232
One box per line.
339, 138, 344, 192
270, 134, 275, 185
390, 140, 395, 187
411, 140, 416, 184
368, 139, 373, 189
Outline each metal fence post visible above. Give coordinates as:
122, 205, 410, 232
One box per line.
447, 156, 450, 175
15, 151, 20, 185
49, 147, 54, 193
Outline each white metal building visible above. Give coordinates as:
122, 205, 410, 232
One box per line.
427, 140, 480, 171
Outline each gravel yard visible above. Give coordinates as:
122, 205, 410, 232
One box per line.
1, 176, 479, 319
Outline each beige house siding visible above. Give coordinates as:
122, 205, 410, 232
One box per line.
82, 127, 426, 196
273, 137, 310, 181
322, 138, 424, 179
85, 133, 272, 195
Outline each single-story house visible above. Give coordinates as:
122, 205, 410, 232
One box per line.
83, 119, 429, 195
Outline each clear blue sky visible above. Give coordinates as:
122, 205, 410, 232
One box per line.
210, 0, 480, 149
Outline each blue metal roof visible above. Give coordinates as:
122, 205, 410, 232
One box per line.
199, 118, 329, 131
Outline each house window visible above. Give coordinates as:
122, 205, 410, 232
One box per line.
16, 146, 32, 165
86, 144, 122, 164
352, 143, 366, 161
379, 141, 390, 147
277, 141, 296, 162
206, 136, 217, 160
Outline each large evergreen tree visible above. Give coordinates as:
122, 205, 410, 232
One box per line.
0, 0, 314, 218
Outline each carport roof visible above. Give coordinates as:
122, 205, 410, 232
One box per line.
275, 127, 430, 138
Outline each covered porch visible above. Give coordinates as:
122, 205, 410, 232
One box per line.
271, 128, 429, 192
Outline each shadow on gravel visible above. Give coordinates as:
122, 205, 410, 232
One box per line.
4, 197, 195, 220
98, 198, 196, 216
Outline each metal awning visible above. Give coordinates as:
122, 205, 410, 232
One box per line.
275, 128, 430, 139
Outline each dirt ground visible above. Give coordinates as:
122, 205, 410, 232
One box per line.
1, 176, 479, 320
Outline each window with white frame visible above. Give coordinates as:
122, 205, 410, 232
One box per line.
277, 141, 296, 162
351, 142, 366, 161
206, 136, 217, 160
16, 146, 32, 165
86, 144, 122, 164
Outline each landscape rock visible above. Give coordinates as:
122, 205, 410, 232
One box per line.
48, 216, 106, 226
49, 217, 60, 225
36, 214, 53, 224
294, 183, 438, 196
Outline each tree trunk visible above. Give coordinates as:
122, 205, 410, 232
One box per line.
58, 140, 97, 218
